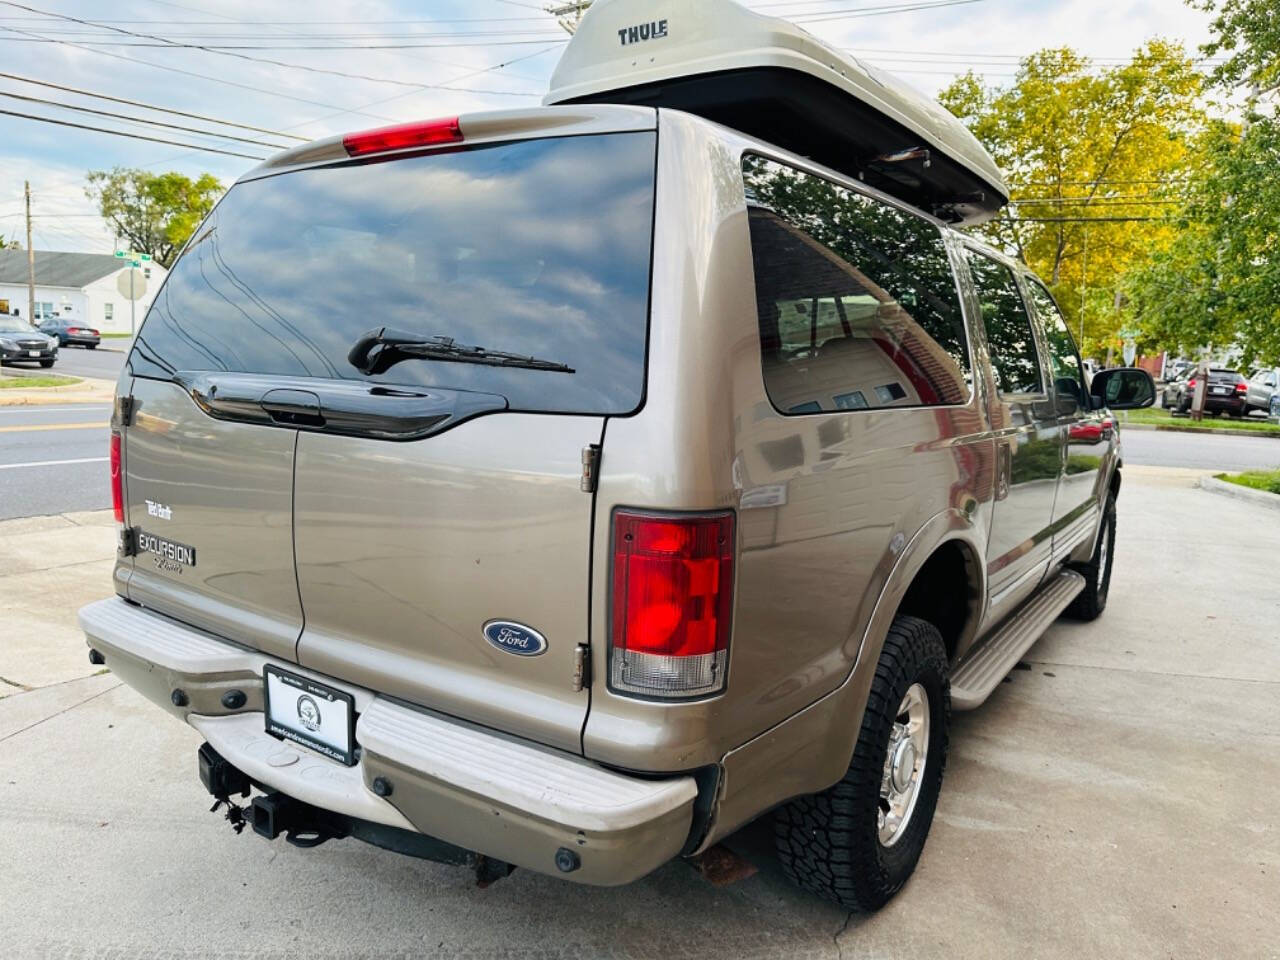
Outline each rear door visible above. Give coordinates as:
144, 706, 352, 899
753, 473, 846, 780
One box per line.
962, 248, 1059, 619
128, 122, 657, 753
1024, 277, 1103, 550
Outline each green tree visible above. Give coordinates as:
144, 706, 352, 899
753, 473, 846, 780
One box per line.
85, 168, 223, 267
0, 235, 19, 249
1194, 0, 1280, 98
938, 43, 1205, 357
1125, 1, 1279, 365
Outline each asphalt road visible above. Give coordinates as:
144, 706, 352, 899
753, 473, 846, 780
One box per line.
1120, 425, 1280, 472
43, 339, 130, 380
0, 403, 112, 519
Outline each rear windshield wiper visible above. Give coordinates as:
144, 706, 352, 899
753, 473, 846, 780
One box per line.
348, 327, 575, 377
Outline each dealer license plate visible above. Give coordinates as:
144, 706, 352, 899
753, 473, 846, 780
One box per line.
264, 666, 356, 765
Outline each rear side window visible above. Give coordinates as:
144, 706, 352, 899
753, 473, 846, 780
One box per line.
130, 132, 657, 415
964, 251, 1042, 395
743, 156, 971, 415
1026, 279, 1086, 406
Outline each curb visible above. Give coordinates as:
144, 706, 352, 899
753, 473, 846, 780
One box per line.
1122, 421, 1280, 440
1199, 475, 1280, 512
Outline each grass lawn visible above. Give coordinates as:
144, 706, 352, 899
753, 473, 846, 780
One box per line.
1122, 405, 1280, 435
0, 374, 82, 389
100, 333, 132, 338
1216, 470, 1280, 495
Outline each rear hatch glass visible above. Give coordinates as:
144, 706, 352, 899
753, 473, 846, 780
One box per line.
130, 131, 657, 413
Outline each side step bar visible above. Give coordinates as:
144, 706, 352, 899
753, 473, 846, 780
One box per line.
951, 569, 1086, 710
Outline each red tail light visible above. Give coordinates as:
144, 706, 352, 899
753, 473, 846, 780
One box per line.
68, 327, 81, 334
610, 510, 735, 699
342, 117, 462, 157
1235, 381, 1247, 393
1187, 378, 1197, 389
109, 431, 123, 523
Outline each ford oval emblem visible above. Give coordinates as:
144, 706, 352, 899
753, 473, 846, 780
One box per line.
483, 620, 548, 657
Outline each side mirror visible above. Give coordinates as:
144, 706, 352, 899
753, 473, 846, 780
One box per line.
1090, 367, 1156, 410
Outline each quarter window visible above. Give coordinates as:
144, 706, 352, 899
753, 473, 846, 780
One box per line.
743, 156, 972, 415
964, 252, 1042, 395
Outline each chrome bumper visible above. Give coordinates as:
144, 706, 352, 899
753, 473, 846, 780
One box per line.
79, 596, 698, 885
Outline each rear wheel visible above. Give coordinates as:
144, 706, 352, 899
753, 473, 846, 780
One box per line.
774, 616, 949, 911
1064, 493, 1116, 621
39, 359, 54, 368
86, 343, 97, 350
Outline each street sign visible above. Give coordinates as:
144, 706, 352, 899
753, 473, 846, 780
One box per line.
114, 249, 151, 264
1122, 338, 1137, 367
116, 268, 146, 300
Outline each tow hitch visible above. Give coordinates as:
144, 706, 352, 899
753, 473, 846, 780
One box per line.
196, 743, 516, 886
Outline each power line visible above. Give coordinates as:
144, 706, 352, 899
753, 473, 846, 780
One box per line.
0, 1, 559, 87
2, 36, 568, 50
0, 88, 292, 149
0, 71, 306, 141
791, 0, 985, 22
0, 108, 266, 159
0, 24, 398, 121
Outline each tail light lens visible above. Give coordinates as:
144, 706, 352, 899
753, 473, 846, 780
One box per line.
610, 510, 735, 699
1187, 378, 1197, 389
1235, 381, 1247, 393
109, 431, 123, 523
343, 117, 462, 157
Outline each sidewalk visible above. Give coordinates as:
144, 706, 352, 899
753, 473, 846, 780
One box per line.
0, 510, 116, 691
0, 374, 115, 406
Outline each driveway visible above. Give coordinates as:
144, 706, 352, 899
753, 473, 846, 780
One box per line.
1, 466, 1276, 959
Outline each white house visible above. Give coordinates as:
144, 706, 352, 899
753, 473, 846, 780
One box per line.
0, 249, 168, 334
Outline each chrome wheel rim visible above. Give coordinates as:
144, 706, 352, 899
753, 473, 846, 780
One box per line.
879, 682, 930, 847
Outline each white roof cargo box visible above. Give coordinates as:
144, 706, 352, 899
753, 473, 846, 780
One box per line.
545, 0, 1009, 226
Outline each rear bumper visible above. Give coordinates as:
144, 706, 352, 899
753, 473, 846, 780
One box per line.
79, 597, 698, 885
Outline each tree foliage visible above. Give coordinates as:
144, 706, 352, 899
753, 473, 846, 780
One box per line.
1194, 0, 1280, 98
85, 168, 222, 267
1125, 1, 1280, 366
938, 42, 1205, 357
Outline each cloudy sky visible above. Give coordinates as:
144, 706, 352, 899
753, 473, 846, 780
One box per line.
0, 0, 1216, 253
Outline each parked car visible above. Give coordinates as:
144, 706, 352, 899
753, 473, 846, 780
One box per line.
1162, 366, 1249, 416
1164, 358, 1194, 383
78, 0, 1157, 915
1245, 367, 1279, 416
38, 317, 101, 349
0, 315, 57, 367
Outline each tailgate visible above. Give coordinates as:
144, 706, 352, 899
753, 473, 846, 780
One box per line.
294, 415, 603, 754
121, 377, 302, 661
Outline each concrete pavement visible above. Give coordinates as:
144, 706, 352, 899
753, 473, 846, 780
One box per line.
1, 468, 1277, 959
1120, 427, 1280, 472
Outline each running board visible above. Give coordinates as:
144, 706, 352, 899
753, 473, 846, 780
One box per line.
951, 569, 1086, 710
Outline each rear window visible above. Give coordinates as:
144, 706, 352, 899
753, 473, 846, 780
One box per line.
130, 132, 657, 414
742, 156, 971, 416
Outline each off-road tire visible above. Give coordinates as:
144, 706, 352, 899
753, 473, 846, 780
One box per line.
1064, 493, 1116, 621
774, 616, 949, 912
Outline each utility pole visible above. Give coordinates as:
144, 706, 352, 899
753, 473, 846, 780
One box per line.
546, 1, 591, 34
24, 180, 35, 329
